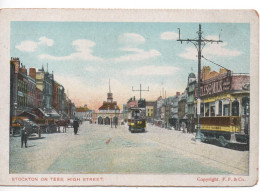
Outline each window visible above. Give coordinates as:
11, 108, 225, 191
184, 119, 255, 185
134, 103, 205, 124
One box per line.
242, 97, 250, 115
200, 103, 204, 116
223, 104, 230, 116
205, 103, 210, 117
210, 102, 215, 116
218, 100, 222, 116
232, 99, 239, 116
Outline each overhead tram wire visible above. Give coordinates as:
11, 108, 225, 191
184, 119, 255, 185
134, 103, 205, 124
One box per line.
202, 55, 249, 75
201, 55, 230, 72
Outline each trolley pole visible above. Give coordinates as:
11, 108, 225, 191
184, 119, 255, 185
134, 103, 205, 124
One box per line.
177, 24, 223, 142
132, 84, 149, 100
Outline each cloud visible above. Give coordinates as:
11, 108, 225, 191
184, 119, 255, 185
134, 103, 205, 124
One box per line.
15, 36, 53, 52
39, 39, 103, 61
113, 33, 161, 62
179, 37, 242, 61
114, 48, 161, 62
118, 33, 145, 47
39, 36, 54, 46
127, 65, 180, 76
160, 32, 179, 40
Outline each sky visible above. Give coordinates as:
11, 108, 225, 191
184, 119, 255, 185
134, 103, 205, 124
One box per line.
11, 22, 250, 110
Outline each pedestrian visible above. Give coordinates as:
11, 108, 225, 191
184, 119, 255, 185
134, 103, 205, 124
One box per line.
182, 121, 186, 133
73, 119, 79, 135
21, 125, 28, 148
187, 121, 191, 133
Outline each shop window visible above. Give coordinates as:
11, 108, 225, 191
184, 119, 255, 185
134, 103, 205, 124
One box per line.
232, 99, 239, 116
210, 102, 215, 116
223, 104, 230, 116
205, 103, 210, 117
218, 100, 222, 116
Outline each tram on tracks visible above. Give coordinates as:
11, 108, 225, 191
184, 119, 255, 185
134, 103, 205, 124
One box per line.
128, 99, 147, 133
195, 71, 250, 147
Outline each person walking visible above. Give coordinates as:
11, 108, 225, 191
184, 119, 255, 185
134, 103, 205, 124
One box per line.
73, 119, 79, 135
21, 125, 28, 148
182, 121, 186, 133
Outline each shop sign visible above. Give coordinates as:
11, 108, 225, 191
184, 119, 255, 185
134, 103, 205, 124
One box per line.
196, 76, 231, 98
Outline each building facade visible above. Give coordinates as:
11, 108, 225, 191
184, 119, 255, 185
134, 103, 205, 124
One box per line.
92, 82, 123, 125
27, 68, 37, 109
178, 90, 188, 125
17, 64, 29, 114
35, 87, 42, 108
43, 71, 53, 110
10, 57, 20, 120
75, 105, 94, 121
145, 101, 155, 123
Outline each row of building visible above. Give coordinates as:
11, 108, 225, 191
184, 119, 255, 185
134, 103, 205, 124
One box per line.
121, 66, 250, 133
10, 57, 77, 125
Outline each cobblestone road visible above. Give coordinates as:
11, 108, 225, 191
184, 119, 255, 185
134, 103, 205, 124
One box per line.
9, 122, 249, 174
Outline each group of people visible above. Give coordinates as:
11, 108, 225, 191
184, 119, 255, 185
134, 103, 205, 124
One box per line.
174, 121, 195, 133
20, 119, 81, 148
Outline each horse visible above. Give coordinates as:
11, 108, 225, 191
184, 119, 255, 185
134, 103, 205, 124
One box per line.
55, 120, 70, 133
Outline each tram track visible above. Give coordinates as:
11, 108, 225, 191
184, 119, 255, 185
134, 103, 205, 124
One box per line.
115, 124, 248, 175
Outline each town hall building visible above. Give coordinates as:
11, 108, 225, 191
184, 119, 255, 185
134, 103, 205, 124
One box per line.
92, 80, 123, 126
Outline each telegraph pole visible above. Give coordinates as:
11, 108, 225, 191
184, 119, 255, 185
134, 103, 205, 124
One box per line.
132, 84, 149, 100
177, 24, 222, 142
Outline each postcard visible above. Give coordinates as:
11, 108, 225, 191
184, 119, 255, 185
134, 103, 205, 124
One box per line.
0, 9, 258, 187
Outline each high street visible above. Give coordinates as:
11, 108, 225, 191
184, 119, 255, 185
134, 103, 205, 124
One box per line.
10, 122, 249, 175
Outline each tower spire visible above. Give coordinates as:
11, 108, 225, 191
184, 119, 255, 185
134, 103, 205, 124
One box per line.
109, 79, 111, 93
107, 79, 113, 103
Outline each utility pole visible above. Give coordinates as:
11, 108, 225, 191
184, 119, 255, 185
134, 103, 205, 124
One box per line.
132, 84, 149, 100
177, 24, 222, 142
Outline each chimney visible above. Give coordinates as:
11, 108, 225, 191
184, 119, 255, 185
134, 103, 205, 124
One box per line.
202, 66, 211, 80
29, 68, 36, 79
20, 67, 27, 75
219, 68, 227, 74
176, 92, 180, 97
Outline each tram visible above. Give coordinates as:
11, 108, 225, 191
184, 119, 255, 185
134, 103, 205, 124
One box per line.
128, 99, 147, 133
196, 83, 250, 147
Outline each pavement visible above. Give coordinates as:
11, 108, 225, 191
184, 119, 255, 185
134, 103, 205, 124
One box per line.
9, 122, 249, 174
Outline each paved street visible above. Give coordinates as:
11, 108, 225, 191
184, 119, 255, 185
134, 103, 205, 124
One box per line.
10, 122, 249, 175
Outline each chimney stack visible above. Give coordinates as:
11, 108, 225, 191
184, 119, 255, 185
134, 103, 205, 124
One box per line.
29, 68, 36, 79
219, 68, 227, 74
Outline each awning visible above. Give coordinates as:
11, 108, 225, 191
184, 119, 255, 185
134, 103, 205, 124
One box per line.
38, 108, 50, 118
47, 108, 60, 119
18, 111, 38, 121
